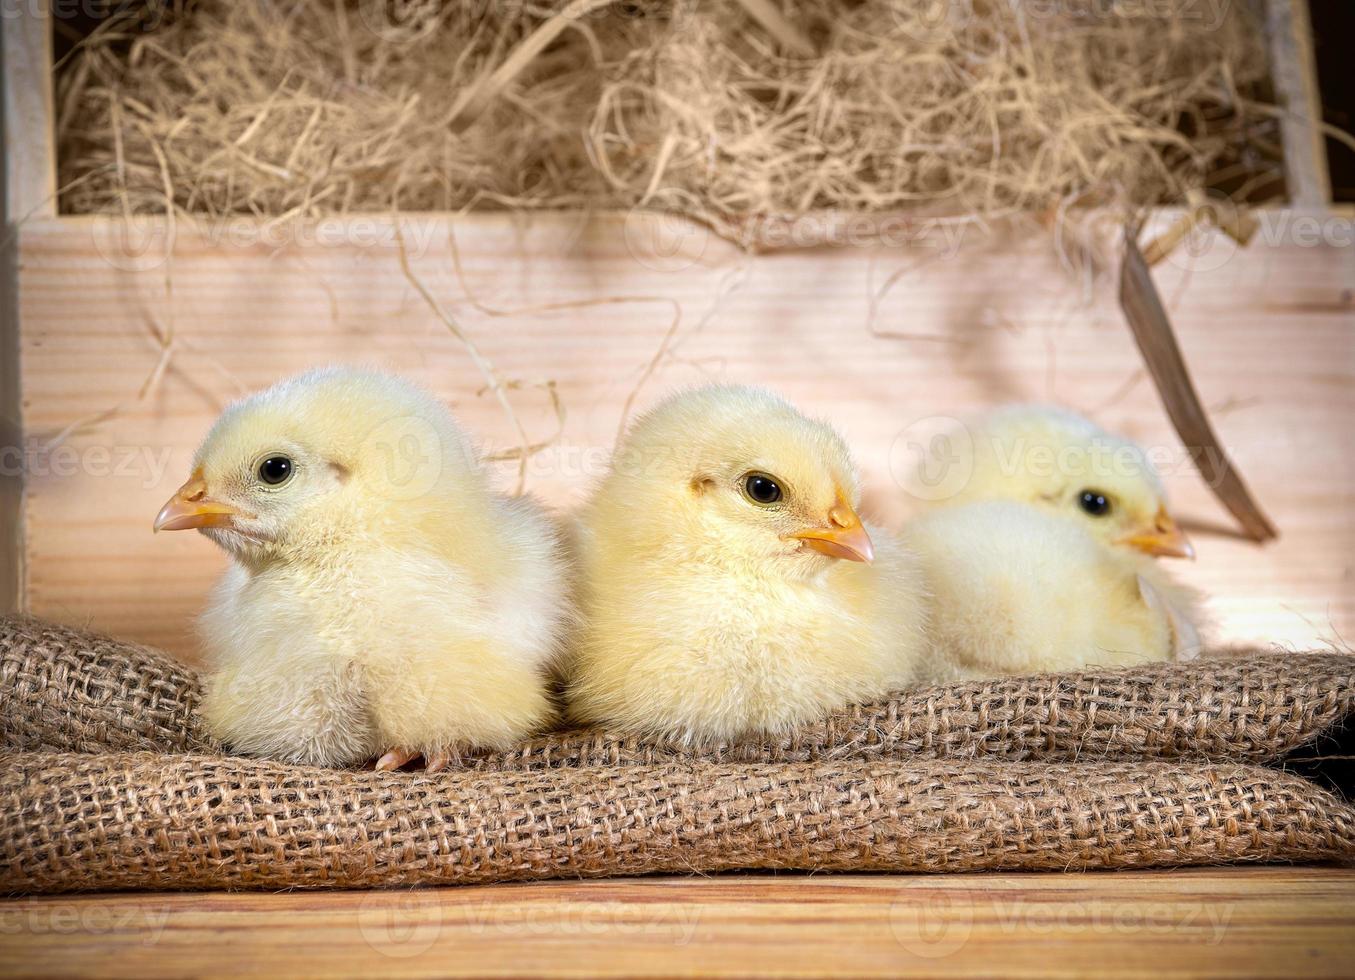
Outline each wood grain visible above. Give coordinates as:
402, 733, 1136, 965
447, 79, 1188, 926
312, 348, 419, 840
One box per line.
13, 210, 1355, 660
1, 869, 1352, 978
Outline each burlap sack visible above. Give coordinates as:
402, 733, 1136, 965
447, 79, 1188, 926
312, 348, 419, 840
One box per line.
0, 618, 211, 755
4, 617, 1352, 766
2, 752, 1351, 894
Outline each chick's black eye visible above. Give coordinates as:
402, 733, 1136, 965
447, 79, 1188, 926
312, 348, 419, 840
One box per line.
1078, 490, 1111, 516
744, 473, 782, 505
258, 456, 293, 486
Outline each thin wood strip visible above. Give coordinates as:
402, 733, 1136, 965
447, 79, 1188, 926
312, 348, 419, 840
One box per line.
2, 0, 55, 220
0, 1, 51, 615
1119, 230, 1279, 542
1264, 0, 1332, 207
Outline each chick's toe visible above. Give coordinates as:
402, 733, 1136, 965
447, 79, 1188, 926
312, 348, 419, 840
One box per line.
374, 747, 419, 771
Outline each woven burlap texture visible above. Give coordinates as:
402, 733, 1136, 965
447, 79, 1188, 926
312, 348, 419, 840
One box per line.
3, 617, 1352, 766
3, 752, 1353, 894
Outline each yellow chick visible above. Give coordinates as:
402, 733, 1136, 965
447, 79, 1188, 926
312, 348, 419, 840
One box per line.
903, 501, 1198, 682
564, 384, 926, 744
902, 405, 1201, 680
154, 367, 570, 770
939, 404, 1194, 561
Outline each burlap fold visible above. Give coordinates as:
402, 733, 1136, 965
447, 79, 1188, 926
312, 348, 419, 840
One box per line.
2, 752, 1351, 894
3, 617, 1352, 766
0, 618, 213, 755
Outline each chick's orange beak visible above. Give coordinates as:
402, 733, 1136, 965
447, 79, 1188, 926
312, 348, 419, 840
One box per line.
153, 474, 243, 533
791, 497, 874, 563
1118, 505, 1195, 559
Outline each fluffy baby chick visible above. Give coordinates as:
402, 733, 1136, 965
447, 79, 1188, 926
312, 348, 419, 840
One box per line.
565, 385, 926, 744
942, 404, 1195, 561
903, 501, 1198, 683
154, 367, 570, 770
903, 405, 1201, 680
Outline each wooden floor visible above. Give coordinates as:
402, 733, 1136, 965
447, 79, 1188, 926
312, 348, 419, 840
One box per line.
1, 868, 1352, 978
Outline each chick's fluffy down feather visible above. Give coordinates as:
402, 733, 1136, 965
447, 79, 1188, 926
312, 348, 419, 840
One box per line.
189, 368, 571, 767
903, 500, 1201, 683
565, 385, 927, 744
945, 404, 1166, 509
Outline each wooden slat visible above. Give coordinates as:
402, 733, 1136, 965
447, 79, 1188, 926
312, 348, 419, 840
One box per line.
14, 211, 1355, 660
1, 869, 1352, 978
0, 274, 19, 614
0, 1, 54, 614
1265, 0, 1332, 207
2, 0, 55, 220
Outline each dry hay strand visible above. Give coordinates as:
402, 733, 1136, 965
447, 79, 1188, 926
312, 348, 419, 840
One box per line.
58, 0, 1277, 247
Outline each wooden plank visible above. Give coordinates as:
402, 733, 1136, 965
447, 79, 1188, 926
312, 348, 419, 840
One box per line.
0, 1, 53, 614
1265, 0, 1332, 207
2, 0, 55, 220
1, 869, 1353, 978
14, 211, 1355, 660
0, 218, 22, 615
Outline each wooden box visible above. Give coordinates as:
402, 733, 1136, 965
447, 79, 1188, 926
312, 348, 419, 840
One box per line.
2, 2, 1351, 662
